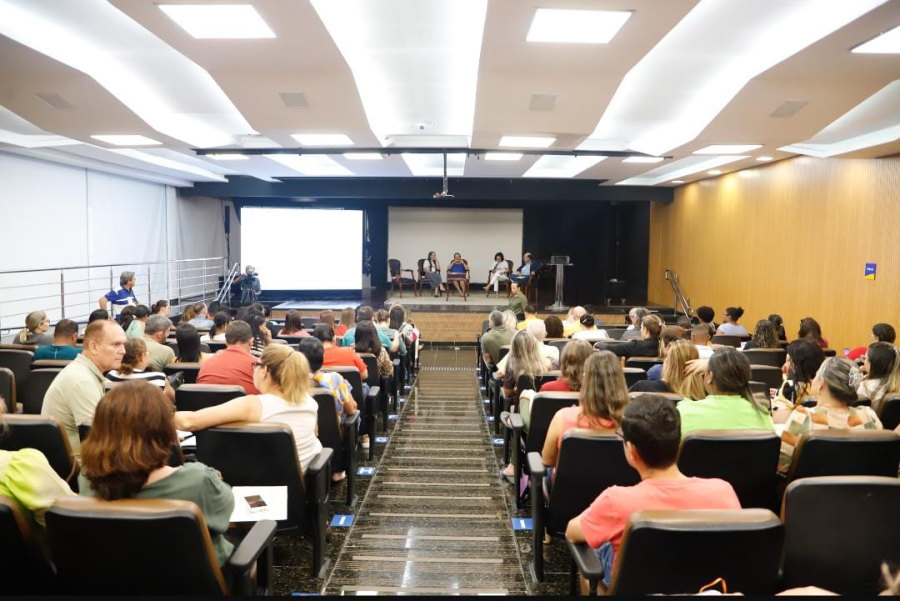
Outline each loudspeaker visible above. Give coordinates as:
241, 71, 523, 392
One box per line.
223, 205, 231, 234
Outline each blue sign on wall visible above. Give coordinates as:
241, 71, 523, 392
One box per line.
865, 262, 877, 280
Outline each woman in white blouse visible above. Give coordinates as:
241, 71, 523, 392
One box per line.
485, 252, 510, 295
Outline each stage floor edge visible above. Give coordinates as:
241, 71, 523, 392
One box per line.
272, 300, 361, 311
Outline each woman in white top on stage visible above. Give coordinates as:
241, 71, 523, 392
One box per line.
174, 344, 323, 472
485, 251, 510, 294
422, 251, 445, 297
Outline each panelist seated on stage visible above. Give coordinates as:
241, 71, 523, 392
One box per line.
509, 252, 541, 287
421, 251, 446, 297
485, 252, 510, 294
446, 252, 469, 296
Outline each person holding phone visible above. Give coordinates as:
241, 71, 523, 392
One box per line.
422, 251, 445, 297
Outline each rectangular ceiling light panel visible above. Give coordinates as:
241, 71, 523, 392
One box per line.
310, 0, 488, 176
291, 133, 354, 146
264, 154, 353, 176
401, 153, 466, 177
589, 0, 889, 156
852, 23, 900, 53
693, 144, 762, 154
159, 4, 275, 39
499, 135, 555, 148
0, 0, 257, 148
91, 134, 161, 146
523, 155, 606, 178
527, 9, 632, 44
616, 155, 748, 186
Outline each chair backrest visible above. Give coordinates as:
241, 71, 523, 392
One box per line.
174, 383, 245, 412
0, 495, 54, 593
195, 422, 309, 531
823, 349, 837, 357
416, 258, 426, 277
506, 259, 514, 272
604, 328, 627, 340
497, 345, 511, 365
609, 509, 784, 595
524, 392, 579, 457
624, 357, 663, 370
205, 340, 227, 354
741, 348, 786, 368
749, 365, 783, 390
300, 317, 319, 329
712, 335, 740, 347
0, 367, 16, 413
165, 344, 211, 360
321, 366, 364, 407
311, 390, 345, 472
748, 381, 768, 397
785, 429, 900, 483
878, 395, 900, 430
781, 476, 900, 595
678, 430, 780, 509
21, 368, 63, 414
388, 258, 401, 277
357, 353, 380, 387
0, 414, 76, 481
278, 335, 307, 346
30, 359, 72, 369
46, 497, 227, 594
164, 362, 202, 385
622, 367, 647, 387
547, 430, 640, 535
544, 338, 568, 353
0, 349, 33, 395
516, 372, 560, 394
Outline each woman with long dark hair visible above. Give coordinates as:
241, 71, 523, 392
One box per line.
175, 323, 210, 364
354, 321, 393, 378
798, 317, 828, 349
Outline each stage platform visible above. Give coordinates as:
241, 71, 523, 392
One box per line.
272, 300, 359, 311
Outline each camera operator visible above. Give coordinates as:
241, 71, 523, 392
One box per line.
235, 265, 261, 305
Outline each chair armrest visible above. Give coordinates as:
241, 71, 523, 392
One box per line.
342, 410, 360, 428
306, 447, 334, 479
509, 412, 525, 433
567, 540, 605, 583
401, 269, 415, 277
226, 519, 277, 595
367, 386, 380, 401
527, 451, 546, 479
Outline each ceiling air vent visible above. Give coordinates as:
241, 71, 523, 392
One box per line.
529, 93, 557, 111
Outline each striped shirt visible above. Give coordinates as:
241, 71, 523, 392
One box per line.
106, 369, 167, 390
778, 404, 883, 472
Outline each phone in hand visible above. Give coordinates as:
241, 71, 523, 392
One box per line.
244, 494, 268, 513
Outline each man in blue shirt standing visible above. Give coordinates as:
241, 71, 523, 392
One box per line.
98, 270, 138, 319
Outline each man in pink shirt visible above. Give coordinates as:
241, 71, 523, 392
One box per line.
566, 394, 740, 592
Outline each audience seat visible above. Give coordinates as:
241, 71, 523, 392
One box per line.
320, 366, 379, 461
30, 359, 72, 369
624, 357, 663, 370
195, 423, 333, 577
496, 372, 560, 439
358, 353, 391, 433
742, 348, 787, 368
0, 414, 77, 484
604, 328, 627, 341
164, 362, 202, 385
528, 429, 640, 582
20, 368, 62, 414
568, 509, 783, 595
780, 476, 900, 595
164, 342, 211, 358
544, 338, 568, 353
678, 430, 781, 510
783, 430, 900, 485
0, 367, 16, 413
300, 317, 319, 329
0, 349, 33, 400
712, 335, 741, 348
823, 349, 837, 358
878, 395, 900, 431
46, 497, 276, 595
749, 366, 784, 391
0, 495, 55, 593
175, 384, 245, 412
205, 340, 227, 353
311, 390, 359, 507
622, 367, 647, 388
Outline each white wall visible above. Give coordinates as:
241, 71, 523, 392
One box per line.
0, 152, 226, 332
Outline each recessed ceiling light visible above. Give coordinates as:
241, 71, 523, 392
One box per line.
264, 154, 353, 176
499, 135, 555, 148
291, 134, 354, 146
623, 156, 664, 163
527, 8, 632, 44
343, 152, 382, 160
707, 170, 722, 175
111, 149, 226, 180
205, 153, 248, 161
159, 5, 275, 39
617, 155, 747, 186
91, 134, 161, 146
693, 144, 762, 154
485, 152, 523, 161
755, 156, 773, 161
852, 24, 900, 53
523, 156, 606, 178
671, 180, 685, 184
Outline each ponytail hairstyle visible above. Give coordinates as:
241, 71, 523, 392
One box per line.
816, 357, 864, 405
641, 314, 665, 358
662, 339, 706, 400
725, 306, 745, 323
210, 311, 231, 338
151, 299, 169, 315
785, 339, 826, 404
258, 344, 310, 404
18, 310, 48, 344
706, 347, 768, 413
118, 338, 148, 376
181, 303, 198, 322
375, 309, 390, 325
118, 305, 137, 334
580, 351, 630, 426
579, 314, 595, 330
767, 314, 786, 341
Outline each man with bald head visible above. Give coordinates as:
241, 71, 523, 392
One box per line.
42, 319, 126, 455
563, 306, 587, 338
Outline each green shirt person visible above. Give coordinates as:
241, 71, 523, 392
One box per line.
507, 282, 528, 319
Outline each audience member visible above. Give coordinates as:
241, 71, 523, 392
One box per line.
196, 321, 260, 395
562, 306, 588, 338
151, 299, 170, 317
678, 347, 774, 435
744, 319, 780, 350
123, 305, 150, 339
279, 311, 310, 338
779, 357, 882, 472
540, 340, 593, 393
336, 307, 354, 337
318, 309, 336, 332
42, 320, 126, 455
768, 313, 787, 341
375, 309, 407, 356
696, 305, 717, 335
16, 310, 53, 346
98, 270, 138, 319
541, 351, 630, 472
621, 307, 650, 341
201, 311, 231, 342
33, 319, 82, 360
595, 315, 663, 358
313, 324, 369, 382
142, 315, 175, 372
526, 319, 559, 369
776, 339, 825, 409
690, 323, 715, 359
176, 344, 324, 472
847, 322, 895, 361
244, 310, 271, 357
572, 314, 610, 343
106, 338, 175, 402
485, 251, 510, 294
181, 302, 215, 330
544, 315, 564, 339
517, 306, 540, 331
716, 306, 749, 336
645, 326, 686, 380
421, 250, 446, 296
858, 342, 900, 410
565, 394, 740, 592
507, 282, 528, 320
509, 252, 539, 287
798, 316, 828, 349
389, 304, 420, 352
80, 381, 234, 565
630, 339, 706, 399
355, 321, 393, 378
676, 315, 693, 333
297, 337, 357, 422
498, 330, 549, 405
481, 310, 514, 368
0, 403, 76, 528
88, 309, 109, 324
117, 306, 136, 337
175, 323, 211, 364
501, 310, 519, 333
342, 306, 398, 352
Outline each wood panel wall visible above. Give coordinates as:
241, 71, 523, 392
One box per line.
648, 155, 900, 352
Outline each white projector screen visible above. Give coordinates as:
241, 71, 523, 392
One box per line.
388, 208, 523, 285
241, 207, 363, 290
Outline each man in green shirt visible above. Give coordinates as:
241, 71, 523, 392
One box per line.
143, 315, 175, 372
507, 282, 528, 321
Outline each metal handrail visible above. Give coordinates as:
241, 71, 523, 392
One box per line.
664, 269, 693, 318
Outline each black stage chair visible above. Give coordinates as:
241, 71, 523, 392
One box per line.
175, 384, 246, 412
